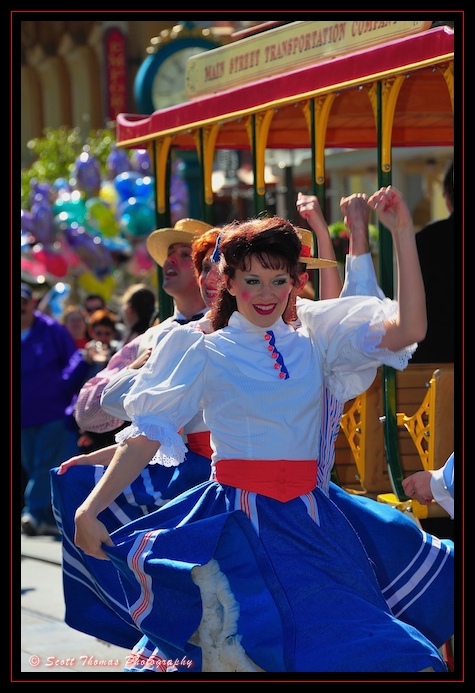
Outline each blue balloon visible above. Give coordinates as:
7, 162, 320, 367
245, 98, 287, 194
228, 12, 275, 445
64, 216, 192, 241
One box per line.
117, 197, 156, 238
113, 171, 142, 201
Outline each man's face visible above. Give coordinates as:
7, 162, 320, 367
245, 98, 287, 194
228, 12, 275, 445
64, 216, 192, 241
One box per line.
84, 301, 104, 315
162, 243, 199, 297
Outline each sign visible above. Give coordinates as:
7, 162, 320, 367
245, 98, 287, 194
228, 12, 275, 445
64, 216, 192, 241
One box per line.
104, 27, 128, 122
186, 20, 432, 99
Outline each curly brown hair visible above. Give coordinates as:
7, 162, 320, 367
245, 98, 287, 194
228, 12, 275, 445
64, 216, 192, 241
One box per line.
191, 228, 221, 278
208, 217, 302, 331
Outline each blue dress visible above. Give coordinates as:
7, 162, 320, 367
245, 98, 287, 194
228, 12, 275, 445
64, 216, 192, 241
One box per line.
82, 300, 448, 672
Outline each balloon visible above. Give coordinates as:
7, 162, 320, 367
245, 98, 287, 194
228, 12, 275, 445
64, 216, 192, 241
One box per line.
21, 230, 33, 248
52, 178, 72, 195
99, 181, 119, 214
130, 149, 152, 174
21, 208, 36, 236
40, 282, 71, 320
55, 235, 82, 268
73, 150, 102, 197
133, 175, 154, 202
128, 241, 153, 276
113, 171, 142, 201
31, 203, 55, 245
78, 271, 115, 301
117, 198, 156, 238
63, 224, 112, 271
85, 197, 119, 237
106, 146, 131, 179
53, 192, 88, 225
21, 255, 47, 279
31, 243, 68, 278
29, 180, 51, 208
101, 235, 132, 254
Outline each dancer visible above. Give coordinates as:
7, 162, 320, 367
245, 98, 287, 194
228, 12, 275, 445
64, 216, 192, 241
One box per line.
70, 187, 447, 672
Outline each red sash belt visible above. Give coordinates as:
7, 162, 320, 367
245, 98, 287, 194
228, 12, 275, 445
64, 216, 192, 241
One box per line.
187, 431, 213, 460
215, 459, 317, 502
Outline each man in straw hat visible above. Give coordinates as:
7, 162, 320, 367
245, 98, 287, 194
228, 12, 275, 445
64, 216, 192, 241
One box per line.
74, 218, 213, 437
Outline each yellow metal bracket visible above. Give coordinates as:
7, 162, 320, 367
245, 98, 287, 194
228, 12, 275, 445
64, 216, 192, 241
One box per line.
193, 123, 221, 206
396, 376, 435, 472
377, 493, 431, 520
303, 94, 336, 186
152, 136, 173, 215
377, 371, 448, 520
245, 109, 275, 195
438, 61, 454, 112
339, 392, 367, 491
367, 75, 406, 174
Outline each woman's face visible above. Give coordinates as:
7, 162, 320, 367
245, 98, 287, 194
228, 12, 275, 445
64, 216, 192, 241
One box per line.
199, 248, 220, 308
227, 255, 293, 328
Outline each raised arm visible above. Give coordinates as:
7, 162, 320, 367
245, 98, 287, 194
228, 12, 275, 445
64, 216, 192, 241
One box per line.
368, 186, 427, 351
340, 193, 385, 299
296, 192, 342, 299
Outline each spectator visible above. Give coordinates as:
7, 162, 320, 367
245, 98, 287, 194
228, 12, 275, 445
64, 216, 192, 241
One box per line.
85, 308, 120, 361
62, 305, 90, 348
74, 309, 121, 453
82, 293, 106, 317
411, 161, 454, 363
21, 282, 79, 535
116, 283, 156, 347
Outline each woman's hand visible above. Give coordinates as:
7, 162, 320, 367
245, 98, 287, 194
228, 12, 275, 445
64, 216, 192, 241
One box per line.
74, 506, 114, 560
57, 444, 118, 474
57, 454, 91, 475
367, 186, 413, 235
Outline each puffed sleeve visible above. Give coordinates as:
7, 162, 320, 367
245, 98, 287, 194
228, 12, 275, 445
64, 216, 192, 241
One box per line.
114, 326, 207, 467
430, 453, 454, 518
297, 295, 417, 402
341, 253, 385, 300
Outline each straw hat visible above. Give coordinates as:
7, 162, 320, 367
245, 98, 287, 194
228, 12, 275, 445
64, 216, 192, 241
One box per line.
146, 218, 214, 267
297, 228, 337, 269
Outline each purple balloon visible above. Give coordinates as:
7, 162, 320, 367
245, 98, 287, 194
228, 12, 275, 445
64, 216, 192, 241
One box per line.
130, 149, 152, 174
63, 224, 112, 271
31, 202, 55, 245
74, 151, 102, 197
21, 208, 36, 236
29, 180, 51, 208
106, 146, 131, 180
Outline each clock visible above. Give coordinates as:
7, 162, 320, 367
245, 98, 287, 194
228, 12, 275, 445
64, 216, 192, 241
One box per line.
134, 35, 219, 114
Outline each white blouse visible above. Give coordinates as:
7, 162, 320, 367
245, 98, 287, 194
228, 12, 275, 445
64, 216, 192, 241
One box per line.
109, 295, 416, 474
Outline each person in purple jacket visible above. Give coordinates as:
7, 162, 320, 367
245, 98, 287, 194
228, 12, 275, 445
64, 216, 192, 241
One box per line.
21, 283, 83, 536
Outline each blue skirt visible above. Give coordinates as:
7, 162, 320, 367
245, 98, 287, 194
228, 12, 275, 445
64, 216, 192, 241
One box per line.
103, 481, 447, 672
50, 448, 211, 650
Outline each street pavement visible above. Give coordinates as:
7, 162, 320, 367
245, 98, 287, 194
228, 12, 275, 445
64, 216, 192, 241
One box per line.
18, 531, 130, 680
